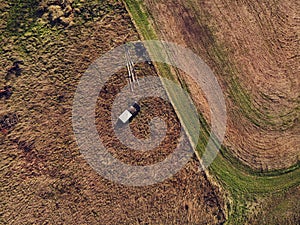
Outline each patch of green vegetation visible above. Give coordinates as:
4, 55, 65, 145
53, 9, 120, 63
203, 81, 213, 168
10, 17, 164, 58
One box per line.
249, 186, 300, 224
123, 0, 300, 223
6, 0, 41, 36
123, 0, 157, 40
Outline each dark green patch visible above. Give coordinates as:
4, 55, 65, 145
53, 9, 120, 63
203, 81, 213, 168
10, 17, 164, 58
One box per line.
6, 0, 41, 36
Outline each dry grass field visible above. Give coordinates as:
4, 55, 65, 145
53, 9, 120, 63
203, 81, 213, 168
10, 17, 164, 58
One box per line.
1, 0, 299, 223
0, 0, 226, 224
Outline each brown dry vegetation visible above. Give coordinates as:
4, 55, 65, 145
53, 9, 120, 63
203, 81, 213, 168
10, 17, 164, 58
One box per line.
0, 0, 225, 224
143, 0, 299, 171
96, 62, 184, 166
247, 185, 300, 224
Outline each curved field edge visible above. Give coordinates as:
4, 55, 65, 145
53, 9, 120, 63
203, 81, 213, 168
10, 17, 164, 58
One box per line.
122, 0, 300, 222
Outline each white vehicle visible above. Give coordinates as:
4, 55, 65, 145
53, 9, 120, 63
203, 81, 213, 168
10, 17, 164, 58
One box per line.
118, 102, 141, 123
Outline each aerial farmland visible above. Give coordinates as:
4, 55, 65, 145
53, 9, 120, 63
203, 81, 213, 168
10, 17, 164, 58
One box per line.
0, 0, 299, 224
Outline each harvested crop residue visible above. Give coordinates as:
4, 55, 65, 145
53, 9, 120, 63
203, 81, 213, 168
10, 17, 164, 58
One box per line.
143, 0, 299, 170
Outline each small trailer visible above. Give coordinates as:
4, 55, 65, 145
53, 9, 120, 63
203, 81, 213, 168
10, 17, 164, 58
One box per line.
118, 102, 141, 123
